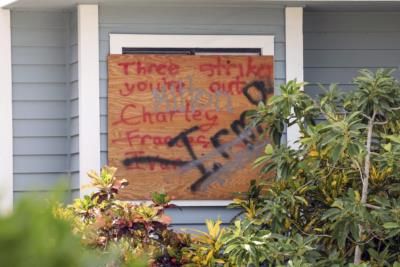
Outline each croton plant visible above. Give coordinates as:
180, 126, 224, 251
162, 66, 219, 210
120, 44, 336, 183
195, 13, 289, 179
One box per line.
55, 166, 191, 267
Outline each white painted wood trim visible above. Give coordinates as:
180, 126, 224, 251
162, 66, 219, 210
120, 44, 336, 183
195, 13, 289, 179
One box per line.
110, 34, 274, 206
285, 7, 304, 148
110, 34, 274, 56
0, 8, 13, 214
78, 5, 100, 197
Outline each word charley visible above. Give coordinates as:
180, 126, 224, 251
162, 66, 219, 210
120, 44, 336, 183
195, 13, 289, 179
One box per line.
122, 80, 273, 192
112, 102, 219, 132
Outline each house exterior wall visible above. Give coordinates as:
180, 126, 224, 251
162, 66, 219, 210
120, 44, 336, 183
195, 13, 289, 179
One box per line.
11, 10, 76, 201
9, 4, 400, 230
98, 4, 285, 229
304, 11, 400, 99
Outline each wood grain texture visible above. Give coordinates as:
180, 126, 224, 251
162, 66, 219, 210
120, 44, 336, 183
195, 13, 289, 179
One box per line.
108, 55, 273, 200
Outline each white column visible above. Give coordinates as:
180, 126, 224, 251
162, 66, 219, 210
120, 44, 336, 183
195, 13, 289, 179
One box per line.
285, 7, 304, 148
0, 8, 13, 214
78, 5, 100, 197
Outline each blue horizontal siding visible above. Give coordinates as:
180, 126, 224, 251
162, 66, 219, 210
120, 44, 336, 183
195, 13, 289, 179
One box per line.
304, 12, 400, 33
13, 137, 68, 155
13, 119, 68, 137
12, 29, 67, 47
13, 155, 68, 173
14, 173, 71, 192
13, 83, 67, 101
304, 11, 400, 99
12, 47, 66, 65
11, 10, 73, 202
13, 101, 67, 119
11, 10, 68, 28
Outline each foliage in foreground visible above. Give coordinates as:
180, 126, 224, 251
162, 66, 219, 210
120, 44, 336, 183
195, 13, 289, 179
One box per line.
225, 69, 400, 266
0, 193, 146, 267
3, 69, 400, 267
55, 166, 191, 267
183, 69, 400, 267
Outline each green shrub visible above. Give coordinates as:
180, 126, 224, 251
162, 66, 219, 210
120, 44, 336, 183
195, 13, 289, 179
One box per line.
0, 196, 111, 267
181, 69, 400, 266
5, 68, 400, 267
239, 69, 400, 266
55, 166, 191, 266
182, 219, 228, 266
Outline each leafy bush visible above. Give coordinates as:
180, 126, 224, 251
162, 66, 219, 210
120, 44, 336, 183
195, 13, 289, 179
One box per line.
182, 219, 228, 266
181, 69, 400, 266
0, 194, 142, 267
241, 69, 400, 266
55, 166, 191, 266
5, 69, 400, 267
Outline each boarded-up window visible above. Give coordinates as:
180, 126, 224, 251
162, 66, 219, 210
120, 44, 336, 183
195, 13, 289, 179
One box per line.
108, 54, 273, 200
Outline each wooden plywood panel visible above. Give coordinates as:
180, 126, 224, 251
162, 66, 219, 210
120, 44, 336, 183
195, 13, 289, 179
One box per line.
108, 55, 273, 200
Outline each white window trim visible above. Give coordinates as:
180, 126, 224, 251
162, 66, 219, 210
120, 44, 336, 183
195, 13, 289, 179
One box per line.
285, 7, 304, 149
110, 34, 274, 55
109, 34, 274, 206
78, 5, 101, 197
0, 8, 13, 214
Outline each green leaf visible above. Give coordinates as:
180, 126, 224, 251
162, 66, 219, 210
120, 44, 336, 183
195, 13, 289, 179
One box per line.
264, 144, 274, 155
383, 222, 400, 229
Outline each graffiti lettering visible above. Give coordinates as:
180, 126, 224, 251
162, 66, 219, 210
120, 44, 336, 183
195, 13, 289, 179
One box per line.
118, 61, 179, 76
199, 56, 273, 77
210, 129, 230, 159
108, 54, 274, 199
122, 80, 273, 192
112, 102, 219, 132
152, 81, 233, 113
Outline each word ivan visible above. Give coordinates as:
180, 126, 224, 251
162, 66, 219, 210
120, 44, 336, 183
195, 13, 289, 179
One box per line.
124, 151, 185, 171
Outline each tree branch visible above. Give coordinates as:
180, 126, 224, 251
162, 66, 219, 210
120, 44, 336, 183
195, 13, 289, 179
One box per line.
354, 111, 376, 264
364, 203, 381, 210
373, 120, 388, 125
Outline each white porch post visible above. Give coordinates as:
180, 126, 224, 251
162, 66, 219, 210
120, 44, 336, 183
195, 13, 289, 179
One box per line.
285, 7, 304, 148
77, 4, 100, 197
0, 8, 13, 214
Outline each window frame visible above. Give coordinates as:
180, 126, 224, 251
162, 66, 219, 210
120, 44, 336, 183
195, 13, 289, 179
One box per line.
109, 34, 274, 206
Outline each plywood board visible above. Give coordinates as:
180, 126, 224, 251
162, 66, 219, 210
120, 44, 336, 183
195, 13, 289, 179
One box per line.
108, 54, 273, 200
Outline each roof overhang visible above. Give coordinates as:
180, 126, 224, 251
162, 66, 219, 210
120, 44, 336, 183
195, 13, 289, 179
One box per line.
3, 0, 400, 12
0, 0, 18, 8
